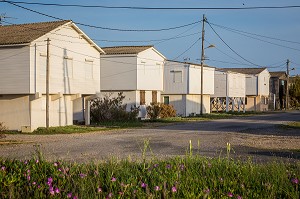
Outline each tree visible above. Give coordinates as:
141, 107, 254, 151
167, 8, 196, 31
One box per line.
289, 76, 300, 108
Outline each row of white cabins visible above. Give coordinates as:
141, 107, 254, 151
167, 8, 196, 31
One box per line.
0, 20, 270, 132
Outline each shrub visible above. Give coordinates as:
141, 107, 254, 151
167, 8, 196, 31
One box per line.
90, 92, 140, 123
147, 103, 176, 119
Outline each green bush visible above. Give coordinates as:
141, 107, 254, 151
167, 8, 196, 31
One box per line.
90, 92, 140, 123
147, 103, 176, 119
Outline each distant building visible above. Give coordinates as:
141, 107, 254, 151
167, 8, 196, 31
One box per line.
220, 68, 270, 111
100, 46, 166, 118
211, 69, 246, 112
162, 60, 215, 116
0, 20, 104, 131
269, 71, 287, 110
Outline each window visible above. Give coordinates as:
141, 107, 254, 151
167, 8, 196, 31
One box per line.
64, 57, 73, 78
140, 90, 145, 105
245, 97, 248, 105
163, 96, 170, 105
85, 60, 93, 79
173, 71, 182, 83
152, 91, 157, 103
39, 54, 47, 76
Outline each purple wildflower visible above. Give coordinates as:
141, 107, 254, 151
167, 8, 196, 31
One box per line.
79, 173, 87, 178
24, 160, 28, 165
32, 182, 36, 185
119, 191, 124, 195
171, 186, 177, 192
67, 193, 72, 198
154, 186, 160, 191
97, 187, 102, 193
111, 177, 116, 182
55, 187, 60, 194
49, 187, 55, 195
153, 164, 159, 168
36, 159, 39, 164
291, 178, 299, 184
227, 192, 233, 197
73, 196, 78, 199
180, 164, 185, 171
47, 177, 53, 186
237, 195, 243, 199
1, 166, 5, 171
37, 185, 41, 189
166, 164, 171, 169
106, 192, 113, 198
204, 188, 210, 194
27, 175, 31, 181
141, 182, 147, 188
53, 162, 59, 167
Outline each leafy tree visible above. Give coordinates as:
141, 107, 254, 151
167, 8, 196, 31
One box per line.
289, 76, 300, 108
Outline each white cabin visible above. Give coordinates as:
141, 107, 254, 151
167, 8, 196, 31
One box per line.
221, 68, 270, 111
100, 46, 166, 118
162, 60, 215, 116
0, 20, 104, 131
211, 69, 246, 112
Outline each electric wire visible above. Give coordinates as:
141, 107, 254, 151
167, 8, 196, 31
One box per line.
3, 1, 202, 32
206, 20, 261, 67
3, 1, 300, 10
172, 37, 202, 61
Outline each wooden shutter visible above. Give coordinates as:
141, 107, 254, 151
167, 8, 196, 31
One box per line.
152, 91, 157, 103
140, 90, 145, 105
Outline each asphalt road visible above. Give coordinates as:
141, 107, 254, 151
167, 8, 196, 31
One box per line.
1, 111, 300, 163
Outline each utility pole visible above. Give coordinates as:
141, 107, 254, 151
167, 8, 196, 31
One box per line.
46, 38, 50, 128
286, 59, 290, 110
200, 14, 206, 115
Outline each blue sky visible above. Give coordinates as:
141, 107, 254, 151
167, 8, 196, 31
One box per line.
1, 0, 300, 75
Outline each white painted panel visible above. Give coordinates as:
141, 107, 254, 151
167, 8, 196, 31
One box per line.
190, 66, 214, 95
227, 73, 245, 97
32, 24, 101, 95
163, 61, 188, 94
245, 75, 258, 96
101, 56, 137, 90
137, 48, 164, 91
0, 46, 30, 94
212, 71, 227, 97
258, 69, 270, 96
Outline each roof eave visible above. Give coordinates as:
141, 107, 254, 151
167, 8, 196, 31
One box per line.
0, 43, 30, 47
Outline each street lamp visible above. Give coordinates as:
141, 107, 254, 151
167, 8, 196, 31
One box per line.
200, 44, 215, 115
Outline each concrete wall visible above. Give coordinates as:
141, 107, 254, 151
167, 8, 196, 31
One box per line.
0, 46, 30, 94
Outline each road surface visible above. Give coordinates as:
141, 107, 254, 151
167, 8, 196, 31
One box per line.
0, 111, 299, 162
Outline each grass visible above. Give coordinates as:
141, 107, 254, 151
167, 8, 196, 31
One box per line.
279, 121, 300, 130
0, 153, 299, 199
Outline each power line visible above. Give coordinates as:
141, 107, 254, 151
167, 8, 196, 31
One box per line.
172, 37, 202, 60
206, 20, 261, 67
3, 1, 300, 10
3, 0, 202, 32
209, 22, 300, 45
209, 23, 300, 52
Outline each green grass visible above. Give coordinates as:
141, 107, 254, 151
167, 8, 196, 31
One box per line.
279, 121, 300, 129
0, 155, 299, 199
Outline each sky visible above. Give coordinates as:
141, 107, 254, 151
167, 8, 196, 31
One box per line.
1, 0, 300, 76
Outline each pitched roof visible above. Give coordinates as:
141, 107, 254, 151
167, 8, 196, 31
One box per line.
0, 20, 71, 45
220, 68, 267, 75
270, 71, 287, 78
102, 46, 153, 55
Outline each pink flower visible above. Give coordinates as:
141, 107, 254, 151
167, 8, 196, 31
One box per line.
49, 187, 55, 195
166, 164, 171, 169
154, 186, 160, 191
111, 177, 116, 182
47, 177, 53, 186
36, 159, 39, 163
237, 195, 242, 199
1, 166, 5, 171
32, 182, 36, 185
291, 178, 299, 184
55, 187, 60, 193
227, 192, 233, 197
53, 162, 59, 167
79, 173, 87, 178
67, 193, 72, 198
141, 182, 147, 188
204, 188, 210, 194
97, 187, 102, 193
73, 196, 78, 199
106, 192, 113, 198
171, 186, 177, 192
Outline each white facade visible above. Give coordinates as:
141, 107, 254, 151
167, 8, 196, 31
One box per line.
212, 70, 246, 98
100, 46, 165, 118
0, 21, 103, 131
162, 61, 215, 116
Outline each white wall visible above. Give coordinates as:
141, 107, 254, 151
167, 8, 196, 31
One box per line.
163, 61, 188, 94
137, 48, 164, 91
245, 75, 258, 96
163, 61, 214, 95
228, 72, 245, 97
0, 46, 30, 94
31, 24, 101, 95
0, 95, 31, 130
258, 69, 270, 96
101, 55, 137, 90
